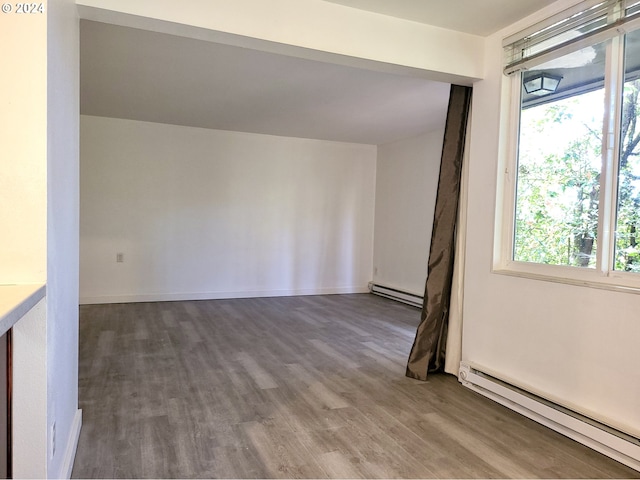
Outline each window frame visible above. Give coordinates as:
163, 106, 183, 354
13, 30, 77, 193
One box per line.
494, 28, 640, 294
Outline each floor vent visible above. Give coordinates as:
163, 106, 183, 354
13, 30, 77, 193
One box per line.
370, 284, 422, 308
459, 362, 640, 472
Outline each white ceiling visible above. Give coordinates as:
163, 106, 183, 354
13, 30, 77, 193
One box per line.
80, 1, 558, 145
323, 0, 559, 36
80, 21, 451, 145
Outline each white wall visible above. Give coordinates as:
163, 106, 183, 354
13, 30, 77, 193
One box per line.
0, 1, 47, 284
80, 116, 377, 303
373, 129, 445, 296
47, 0, 82, 477
463, 0, 640, 438
1, 1, 81, 477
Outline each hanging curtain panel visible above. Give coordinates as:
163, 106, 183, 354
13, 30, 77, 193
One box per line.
444, 113, 471, 377
406, 84, 472, 381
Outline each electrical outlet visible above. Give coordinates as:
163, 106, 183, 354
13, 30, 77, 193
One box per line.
116, 253, 124, 263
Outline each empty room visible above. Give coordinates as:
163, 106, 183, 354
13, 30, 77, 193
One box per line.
2, 0, 640, 478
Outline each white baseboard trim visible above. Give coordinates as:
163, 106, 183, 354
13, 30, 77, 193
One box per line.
80, 286, 370, 305
58, 409, 82, 479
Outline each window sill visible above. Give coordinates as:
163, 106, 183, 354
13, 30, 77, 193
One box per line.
493, 262, 640, 295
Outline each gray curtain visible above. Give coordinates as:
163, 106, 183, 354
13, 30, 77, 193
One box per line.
406, 84, 472, 381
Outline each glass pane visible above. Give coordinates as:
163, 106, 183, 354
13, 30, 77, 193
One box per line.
615, 29, 640, 272
514, 43, 606, 267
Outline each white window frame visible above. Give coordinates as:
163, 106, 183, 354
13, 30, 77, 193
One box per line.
494, 15, 640, 294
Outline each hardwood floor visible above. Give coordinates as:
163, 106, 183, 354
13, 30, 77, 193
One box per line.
72, 294, 639, 478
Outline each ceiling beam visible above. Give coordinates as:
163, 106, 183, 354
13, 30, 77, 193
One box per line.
76, 0, 483, 85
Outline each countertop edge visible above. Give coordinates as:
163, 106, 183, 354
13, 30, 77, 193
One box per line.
0, 284, 47, 336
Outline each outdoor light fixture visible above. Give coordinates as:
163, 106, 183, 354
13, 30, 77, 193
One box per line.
523, 73, 562, 96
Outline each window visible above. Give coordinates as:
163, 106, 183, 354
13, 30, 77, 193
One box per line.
499, 0, 640, 289
615, 26, 640, 272
515, 45, 606, 268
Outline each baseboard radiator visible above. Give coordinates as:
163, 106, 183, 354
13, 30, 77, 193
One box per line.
370, 284, 423, 308
459, 363, 640, 472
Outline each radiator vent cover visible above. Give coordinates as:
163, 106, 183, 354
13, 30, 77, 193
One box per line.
459, 362, 640, 472
370, 284, 422, 308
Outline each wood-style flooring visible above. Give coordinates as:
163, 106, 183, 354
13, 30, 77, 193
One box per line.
72, 294, 639, 478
